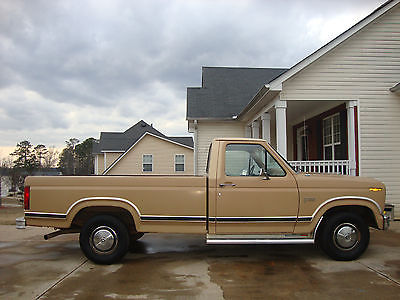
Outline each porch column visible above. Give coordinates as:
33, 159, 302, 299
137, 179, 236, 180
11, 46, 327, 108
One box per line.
245, 126, 251, 138
347, 101, 357, 176
251, 121, 260, 139
275, 100, 287, 158
261, 112, 271, 143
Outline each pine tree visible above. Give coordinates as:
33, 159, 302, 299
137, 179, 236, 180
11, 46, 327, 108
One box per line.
11, 140, 38, 174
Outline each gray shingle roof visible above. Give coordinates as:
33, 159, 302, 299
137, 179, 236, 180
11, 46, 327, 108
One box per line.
187, 67, 288, 119
168, 137, 194, 148
93, 120, 193, 153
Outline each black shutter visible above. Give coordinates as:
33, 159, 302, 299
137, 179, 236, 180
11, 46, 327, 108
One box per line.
338, 110, 348, 160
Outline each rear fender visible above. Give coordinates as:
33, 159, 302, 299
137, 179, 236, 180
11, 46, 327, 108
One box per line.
66, 197, 141, 230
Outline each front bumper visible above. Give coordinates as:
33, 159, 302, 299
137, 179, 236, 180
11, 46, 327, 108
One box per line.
383, 204, 394, 230
383, 215, 390, 230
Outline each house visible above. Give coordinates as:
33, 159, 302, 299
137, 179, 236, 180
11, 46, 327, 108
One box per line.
93, 120, 194, 175
187, 0, 400, 216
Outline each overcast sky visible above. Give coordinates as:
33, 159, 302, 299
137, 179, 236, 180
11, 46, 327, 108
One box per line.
0, 0, 386, 156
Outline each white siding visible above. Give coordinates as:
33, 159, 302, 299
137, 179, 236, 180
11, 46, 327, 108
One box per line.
196, 121, 245, 175
282, 5, 400, 215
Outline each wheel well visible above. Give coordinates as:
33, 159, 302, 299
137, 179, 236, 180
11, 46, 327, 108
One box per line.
72, 206, 137, 235
316, 205, 377, 240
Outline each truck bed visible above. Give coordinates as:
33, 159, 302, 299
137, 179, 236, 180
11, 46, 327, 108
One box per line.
25, 175, 207, 233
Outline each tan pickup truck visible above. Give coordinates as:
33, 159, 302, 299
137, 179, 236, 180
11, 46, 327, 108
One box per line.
23, 138, 389, 264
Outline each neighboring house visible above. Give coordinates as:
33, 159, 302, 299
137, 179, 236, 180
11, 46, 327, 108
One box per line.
187, 0, 400, 216
93, 120, 194, 175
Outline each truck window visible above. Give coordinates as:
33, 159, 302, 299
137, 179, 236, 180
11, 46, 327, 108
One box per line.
225, 144, 285, 177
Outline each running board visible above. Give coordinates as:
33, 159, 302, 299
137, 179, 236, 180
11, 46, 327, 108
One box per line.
206, 234, 314, 245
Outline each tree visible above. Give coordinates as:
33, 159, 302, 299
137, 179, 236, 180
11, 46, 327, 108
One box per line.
58, 138, 95, 175
10, 140, 38, 174
58, 146, 75, 175
43, 146, 60, 168
34, 144, 48, 168
66, 138, 80, 150
75, 138, 95, 175
0, 156, 13, 169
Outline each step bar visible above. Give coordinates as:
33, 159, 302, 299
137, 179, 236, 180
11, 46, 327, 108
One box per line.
206, 234, 314, 245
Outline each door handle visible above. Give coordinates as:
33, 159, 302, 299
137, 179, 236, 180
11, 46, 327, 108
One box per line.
219, 183, 236, 187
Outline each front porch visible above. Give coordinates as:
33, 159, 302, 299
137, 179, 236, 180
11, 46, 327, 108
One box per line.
289, 159, 350, 175
244, 99, 358, 176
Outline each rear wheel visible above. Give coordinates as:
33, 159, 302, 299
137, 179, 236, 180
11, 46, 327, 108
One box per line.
79, 215, 130, 264
319, 212, 369, 261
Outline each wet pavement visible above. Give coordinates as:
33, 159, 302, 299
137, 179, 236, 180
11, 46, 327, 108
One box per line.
0, 223, 399, 299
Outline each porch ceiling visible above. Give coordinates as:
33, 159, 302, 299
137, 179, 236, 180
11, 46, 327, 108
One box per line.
285, 100, 345, 126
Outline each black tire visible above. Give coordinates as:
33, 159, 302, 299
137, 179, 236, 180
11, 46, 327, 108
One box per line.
79, 215, 130, 264
318, 212, 369, 261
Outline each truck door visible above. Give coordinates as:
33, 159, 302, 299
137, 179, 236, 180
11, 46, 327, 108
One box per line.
216, 142, 299, 234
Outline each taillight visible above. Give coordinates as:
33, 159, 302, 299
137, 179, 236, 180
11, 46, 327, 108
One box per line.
24, 186, 30, 210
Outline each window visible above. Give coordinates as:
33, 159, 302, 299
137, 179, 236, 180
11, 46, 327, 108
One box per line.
323, 114, 341, 160
142, 154, 153, 172
225, 144, 285, 177
175, 154, 185, 172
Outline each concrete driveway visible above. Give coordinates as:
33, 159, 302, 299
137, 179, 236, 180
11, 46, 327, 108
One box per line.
0, 221, 399, 299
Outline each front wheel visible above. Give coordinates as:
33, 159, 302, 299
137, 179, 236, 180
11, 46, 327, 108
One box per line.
318, 212, 370, 261
79, 215, 130, 264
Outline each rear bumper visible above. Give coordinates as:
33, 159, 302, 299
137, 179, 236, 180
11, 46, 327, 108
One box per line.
16, 217, 26, 229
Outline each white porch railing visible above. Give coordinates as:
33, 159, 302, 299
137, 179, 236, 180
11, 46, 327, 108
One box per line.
289, 160, 350, 175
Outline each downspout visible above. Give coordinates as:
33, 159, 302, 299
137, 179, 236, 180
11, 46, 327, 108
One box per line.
193, 120, 198, 175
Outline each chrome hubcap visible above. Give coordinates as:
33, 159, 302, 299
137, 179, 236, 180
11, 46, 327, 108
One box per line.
90, 226, 118, 254
333, 223, 360, 251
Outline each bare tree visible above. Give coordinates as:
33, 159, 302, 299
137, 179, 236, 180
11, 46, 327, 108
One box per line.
43, 146, 59, 168
34, 144, 48, 168
1, 156, 13, 168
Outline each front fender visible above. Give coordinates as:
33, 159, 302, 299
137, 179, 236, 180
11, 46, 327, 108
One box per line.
294, 196, 384, 234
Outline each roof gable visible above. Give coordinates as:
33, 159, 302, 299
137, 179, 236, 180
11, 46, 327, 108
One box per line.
266, 0, 400, 91
103, 132, 193, 174
95, 120, 193, 153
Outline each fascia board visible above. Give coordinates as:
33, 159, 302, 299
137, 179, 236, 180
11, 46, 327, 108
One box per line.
390, 82, 400, 93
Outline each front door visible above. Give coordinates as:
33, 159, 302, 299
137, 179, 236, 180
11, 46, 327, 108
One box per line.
216, 142, 299, 234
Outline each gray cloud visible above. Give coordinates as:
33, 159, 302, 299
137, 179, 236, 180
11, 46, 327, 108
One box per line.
0, 0, 386, 148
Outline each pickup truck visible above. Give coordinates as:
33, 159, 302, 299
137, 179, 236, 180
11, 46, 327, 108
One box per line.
23, 138, 389, 264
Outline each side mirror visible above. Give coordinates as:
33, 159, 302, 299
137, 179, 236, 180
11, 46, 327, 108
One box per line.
261, 169, 270, 180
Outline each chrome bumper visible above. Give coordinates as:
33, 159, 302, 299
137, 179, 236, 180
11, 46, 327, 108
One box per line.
383, 215, 390, 230
383, 204, 394, 230
16, 217, 26, 229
